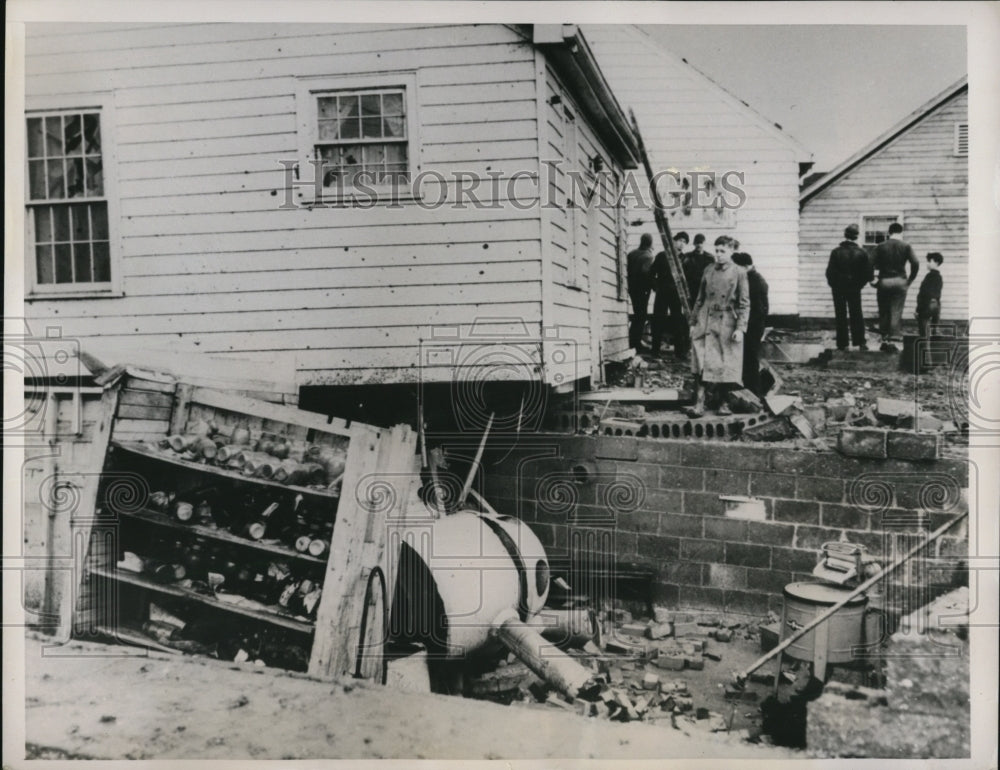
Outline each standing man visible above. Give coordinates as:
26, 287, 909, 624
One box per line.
650, 231, 689, 357
732, 252, 769, 395
676, 233, 714, 360
627, 233, 656, 352
871, 222, 920, 351
826, 224, 873, 350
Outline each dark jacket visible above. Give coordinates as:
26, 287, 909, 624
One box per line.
683, 250, 715, 301
627, 246, 656, 292
745, 268, 769, 334
826, 240, 873, 289
651, 250, 678, 295
872, 237, 920, 283
916, 270, 943, 314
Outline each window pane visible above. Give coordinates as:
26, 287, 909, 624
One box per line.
64, 114, 83, 156
27, 118, 44, 158
92, 242, 111, 282
45, 116, 63, 156
91, 203, 109, 240
361, 117, 381, 138
47, 159, 65, 199
66, 157, 85, 198
83, 113, 101, 154
53, 205, 70, 242
318, 119, 339, 141
36, 245, 54, 284
85, 157, 104, 196
383, 92, 403, 116
361, 94, 381, 116
384, 144, 407, 165
54, 243, 73, 283
317, 97, 338, 119
339, 117, 360, 139
383, 116, 405, 138
338, 95, 359, 118
70, 204, 90, 241
29, 160, 47, 200
365, 144, 386, 165
73, 242, 92, 282
339, 145, 362, 166
35, 206, 53, 243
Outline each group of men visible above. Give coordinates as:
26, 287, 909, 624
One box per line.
626, 230, 770, 413
624, 220, 945, 418
826, 221, 944, 352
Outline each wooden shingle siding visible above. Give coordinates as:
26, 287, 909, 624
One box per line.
25, 23, 550, 386
584, 25, 809, 317
799, 89, 968, 321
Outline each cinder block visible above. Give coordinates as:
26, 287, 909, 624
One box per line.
654, 654, 686, 671
685, 655, 705, 670
672, 621, 701, 637
620, 622, 648, 638
887, 430, 942, 461
838, 427, 888, 459
724, 542, 772, 568
714, 628, 733, 643
645, 622, 673, 640
642, 672, 660, 690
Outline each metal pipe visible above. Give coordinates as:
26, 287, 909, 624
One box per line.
457, 412, 493, 509
733, 509, 969, 686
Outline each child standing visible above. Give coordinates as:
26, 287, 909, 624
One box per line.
686, 235, 750, 417
915, 252, 944, 337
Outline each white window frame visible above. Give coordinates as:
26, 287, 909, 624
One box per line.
295, 72, 421, 206
25, 93, 122, 299
953, 122, 968, 157
860, 213, 903, 249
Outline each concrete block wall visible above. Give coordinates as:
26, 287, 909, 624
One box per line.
481, 435, 969, 616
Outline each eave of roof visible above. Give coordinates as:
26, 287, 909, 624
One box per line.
532, 24, 640, 169
800, 75, 968, 206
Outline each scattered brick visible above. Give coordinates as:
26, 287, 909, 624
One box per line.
837, 427, 888, 459
726, 388, 764, 414
724, 686, 742, 700
673, 695, 693, 712
642, 672, 660, 690
645, 622, 673, 640
655, 654, 685, 671
696, 706, 711, 720
713, 628, 734, 643
741, 689, 759, 702
704, 651, 722, 662
672, 621, 701, 637
685, 656, 705, 670
620, 622, 649, 638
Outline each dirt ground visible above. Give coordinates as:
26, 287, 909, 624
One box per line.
20, 633, 797, 761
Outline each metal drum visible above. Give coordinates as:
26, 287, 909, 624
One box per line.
781, 582, 868, 669
393, 510, 549, 659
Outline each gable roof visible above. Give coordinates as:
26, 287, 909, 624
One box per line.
584, 25, 811, 162
800, 75, 968, 205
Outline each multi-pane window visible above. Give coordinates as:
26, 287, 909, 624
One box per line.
26, 111, 111, 286
313, 89, 409, 188
861, 215, 899, 249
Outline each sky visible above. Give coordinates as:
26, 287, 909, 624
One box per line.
645, 25, 967, 171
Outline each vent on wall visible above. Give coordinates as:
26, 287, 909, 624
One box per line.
954, 122, 968, 157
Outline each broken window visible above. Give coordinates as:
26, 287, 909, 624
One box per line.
313, 89, 409, 188
26, 110, 112, 289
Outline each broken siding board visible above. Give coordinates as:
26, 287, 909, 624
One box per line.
187, 386, 351, 438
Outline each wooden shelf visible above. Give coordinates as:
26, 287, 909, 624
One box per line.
110, 441, 341, 500
121, 507, 327, 566
88, 565, 315, 634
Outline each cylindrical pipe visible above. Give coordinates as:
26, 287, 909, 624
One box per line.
526, 607, 597, 649
492, 610, 596, 700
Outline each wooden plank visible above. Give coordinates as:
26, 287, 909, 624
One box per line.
119, 388, 175, 408
578, 388, 685, 404
309, 422, 382, 679
110, 419, 170, 440
116, 403, 172, 421
168, 382, 194, 436
67, 380, 122, 640
189, 386, 352, 439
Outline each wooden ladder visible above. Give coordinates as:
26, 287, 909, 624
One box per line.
629, 109, 692, 321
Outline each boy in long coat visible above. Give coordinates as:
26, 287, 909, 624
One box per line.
687, 235, 750, 416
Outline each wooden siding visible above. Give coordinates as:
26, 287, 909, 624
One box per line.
24, 23, 551, 386
540, 60, 630, 386
799, 90, 968, 320
585, 25, 806, 316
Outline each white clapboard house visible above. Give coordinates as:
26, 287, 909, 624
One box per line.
21, 23, 641, 405
584, 25, 812, 319
799, 76, 968, 322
